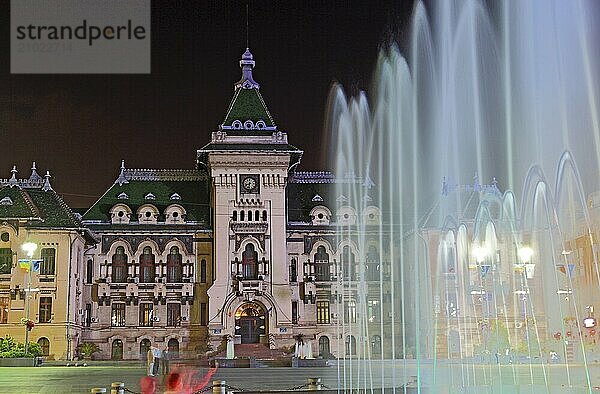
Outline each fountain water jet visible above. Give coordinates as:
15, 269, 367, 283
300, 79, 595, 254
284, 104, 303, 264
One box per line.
328, 0, 600, 392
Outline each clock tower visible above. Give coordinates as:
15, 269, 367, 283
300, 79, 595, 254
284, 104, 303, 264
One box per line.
197, 48, 303, 346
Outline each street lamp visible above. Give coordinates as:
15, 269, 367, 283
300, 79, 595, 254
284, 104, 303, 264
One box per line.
517, 246, 535, 279
21, 242, 37, 356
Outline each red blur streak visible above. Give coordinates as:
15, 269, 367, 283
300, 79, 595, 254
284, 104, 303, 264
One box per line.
187, 366, 218, 393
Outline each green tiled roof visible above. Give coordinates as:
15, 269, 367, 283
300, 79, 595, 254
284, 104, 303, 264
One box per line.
222, 88, 275, 128
287, 182, 337, 223
0, 186, 83, 228
82, 178, 211, 226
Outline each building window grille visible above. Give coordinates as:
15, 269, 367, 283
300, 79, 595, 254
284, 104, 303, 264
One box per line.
242, 244, 258, 279
167, 303, 181, 327
139, 303, 153, 327
86, 259, 93, 284
289, 258, 297, 282
200, 302, 207, 326
319, 336, 330, 357
39, 297, 52, 323
166, 246, 183, 283
37, 337, 50, 356
346, 335, 357, 356
139, 247, 155, 283
292, 301, 298, 324
112, 246, 128, 283
371, 335, 382, 355
366, 246, 380, 281
317, 300, 330, 324
111, 303, 126, 327
200, 259, 207, 283
345, 300, 357, 323
367, 299, 381, 322
0, 297, 8, 323
0, 248, 12, 274
342, 246, 355, 280
314, 246, 330, 281
40, 248, 55, 275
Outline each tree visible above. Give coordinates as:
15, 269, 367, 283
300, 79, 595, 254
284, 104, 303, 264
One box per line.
0, 336, 41, 358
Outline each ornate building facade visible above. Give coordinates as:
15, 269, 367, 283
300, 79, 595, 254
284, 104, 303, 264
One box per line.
1, 49, 391, 360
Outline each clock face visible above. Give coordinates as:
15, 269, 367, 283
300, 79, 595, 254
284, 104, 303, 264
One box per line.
243, 177, 256, 190
240, 175, 259, 193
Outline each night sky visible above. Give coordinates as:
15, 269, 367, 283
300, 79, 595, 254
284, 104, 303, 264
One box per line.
0, 1, 413, 208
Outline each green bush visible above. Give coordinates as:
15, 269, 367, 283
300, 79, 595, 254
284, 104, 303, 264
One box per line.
77, 342, 101, 358
0, 336, 41, 358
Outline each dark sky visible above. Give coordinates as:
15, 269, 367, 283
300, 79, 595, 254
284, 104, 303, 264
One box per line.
0, 1, 413, 208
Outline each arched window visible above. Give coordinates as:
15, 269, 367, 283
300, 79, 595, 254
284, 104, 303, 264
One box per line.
366, 246, 380, 281
242, 244, 258, 279
371, 335, 382, 356
166, 246, 183, 283
140, 338, 151, 360
232, 211, 238, 221
140, 247, 155, 283
319, 336, 330, 357
168, 338, 179, 357
112, 246, 128, 283
240, 211, 245, 221
289, 258, 297, 282
255, 210, 260, 221
342, 246, 355, 281
86, 259, 93, 284
111, 339, 123, 360
314, 246, 330, 281
346, 335, 357, 356
0, 248, 12, 274
200, 259, 207, 283
262, 210, 267, 221
37, 337, 50, 356
247, 210, 253, 221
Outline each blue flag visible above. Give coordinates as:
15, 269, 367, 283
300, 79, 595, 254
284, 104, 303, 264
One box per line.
32, 259, 43, 272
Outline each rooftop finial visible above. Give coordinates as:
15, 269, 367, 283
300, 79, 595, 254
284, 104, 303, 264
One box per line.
29, 161, 42, 182
115, 159, 129, 186
8, 166, 18, 187
246, 3, 249, 49
235, 48, 260, 90
42, 171, 53, 191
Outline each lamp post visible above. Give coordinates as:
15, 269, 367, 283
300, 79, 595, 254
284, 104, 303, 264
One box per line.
21, 242, 37, 356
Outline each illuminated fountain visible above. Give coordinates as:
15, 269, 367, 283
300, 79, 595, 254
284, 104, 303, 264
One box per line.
329, 0, 600, 391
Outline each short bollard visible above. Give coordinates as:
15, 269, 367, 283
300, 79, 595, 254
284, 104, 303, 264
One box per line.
90, 389, 107, 394
212, 380, 226, 394
307, 377, 322, 390
111, 382, 125, 394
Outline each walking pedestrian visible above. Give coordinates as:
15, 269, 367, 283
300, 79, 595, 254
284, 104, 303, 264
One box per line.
146, 347, 155, 377
152, 345, 162, 376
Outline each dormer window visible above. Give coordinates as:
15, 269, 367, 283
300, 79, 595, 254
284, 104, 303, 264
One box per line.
117, 192, 128, 200
337, 206, 357, 225
244, 120, 254, 130
110, 204, 132, 224
170, 193, 181, 200
232, 120, 243, 129
310, 205, 332, 226
363, 206, 381, 225
255, 120, 266, 129
312, 194, 323, 202
144, 193, 156, 200
164, 204, 186, 224
0, 197, 13, 206
137, 204, 158, 224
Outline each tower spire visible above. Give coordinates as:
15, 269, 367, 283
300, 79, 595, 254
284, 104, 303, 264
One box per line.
246, 3, 249, 49
235, 48, 260, 90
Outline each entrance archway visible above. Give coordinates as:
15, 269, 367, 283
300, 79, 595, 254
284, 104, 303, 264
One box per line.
111, 339, 123, 360
235, 302, 267, 344
140, 339, 151, 360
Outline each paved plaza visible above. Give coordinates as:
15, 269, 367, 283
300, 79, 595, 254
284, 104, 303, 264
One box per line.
1, 361, 600, 393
